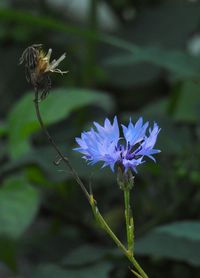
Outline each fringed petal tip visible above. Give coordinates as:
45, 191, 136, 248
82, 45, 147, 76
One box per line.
74, 116, 161, 174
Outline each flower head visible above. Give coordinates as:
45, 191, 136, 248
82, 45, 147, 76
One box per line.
19, 44, 68, 100
36, 47, 68, 75
74, 116, 161, 173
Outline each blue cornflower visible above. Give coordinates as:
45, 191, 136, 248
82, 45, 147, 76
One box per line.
74, 116, 160, 173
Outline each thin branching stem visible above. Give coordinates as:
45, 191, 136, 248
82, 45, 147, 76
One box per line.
34, 88, 90, 202
90, 196, 148, 278
33, 87, 148, 278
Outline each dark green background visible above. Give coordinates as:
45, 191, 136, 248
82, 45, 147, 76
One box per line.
0, 0, 200, 277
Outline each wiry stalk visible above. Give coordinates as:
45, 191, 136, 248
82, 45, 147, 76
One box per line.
34, 88, 90, 202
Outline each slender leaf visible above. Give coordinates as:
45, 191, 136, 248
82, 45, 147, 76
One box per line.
0, 8, 135, 52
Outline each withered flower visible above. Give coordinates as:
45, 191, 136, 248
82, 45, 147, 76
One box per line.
19, 44, 68, 100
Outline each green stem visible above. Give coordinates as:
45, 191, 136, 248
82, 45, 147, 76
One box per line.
90, 196, 148, 278
124, 189, 132, 253
124, 189, 135, 255
33, 79, 147, 278
130, 216, 134, 255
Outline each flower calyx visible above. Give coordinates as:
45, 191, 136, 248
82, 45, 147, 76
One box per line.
117, 166, 134, 191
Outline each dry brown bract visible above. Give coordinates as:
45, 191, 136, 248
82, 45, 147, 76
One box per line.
19, 44, 68, 100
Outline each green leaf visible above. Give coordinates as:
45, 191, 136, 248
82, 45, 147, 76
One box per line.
7, 88, 114, 159
30, 264, 68, 278
0, 176, 40, 239
156, 221, 200, 241
0, 238, 17, 271
173, 81, 200, 123
0, 0, 10, 8
0, 144, 115, 184
30, 263, 112, 278
102, 0, 200, 84
104, 47, 200, 80
0, 8, 137, 51
135, 221, 200, 266
62, 244, 111, 266
0, 121, 7, 136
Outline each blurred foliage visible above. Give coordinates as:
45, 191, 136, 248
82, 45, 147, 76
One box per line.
0, 0, 200, 277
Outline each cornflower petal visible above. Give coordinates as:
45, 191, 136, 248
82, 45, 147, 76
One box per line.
74, 116, 160, 173
94, 116, 119, 144
136, 122, 161, 160
122, 117, 149, 146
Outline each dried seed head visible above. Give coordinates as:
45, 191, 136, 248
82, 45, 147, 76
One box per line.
19, 44, 68, 100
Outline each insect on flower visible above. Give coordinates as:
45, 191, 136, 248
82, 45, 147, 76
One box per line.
19, 44, 68, 100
